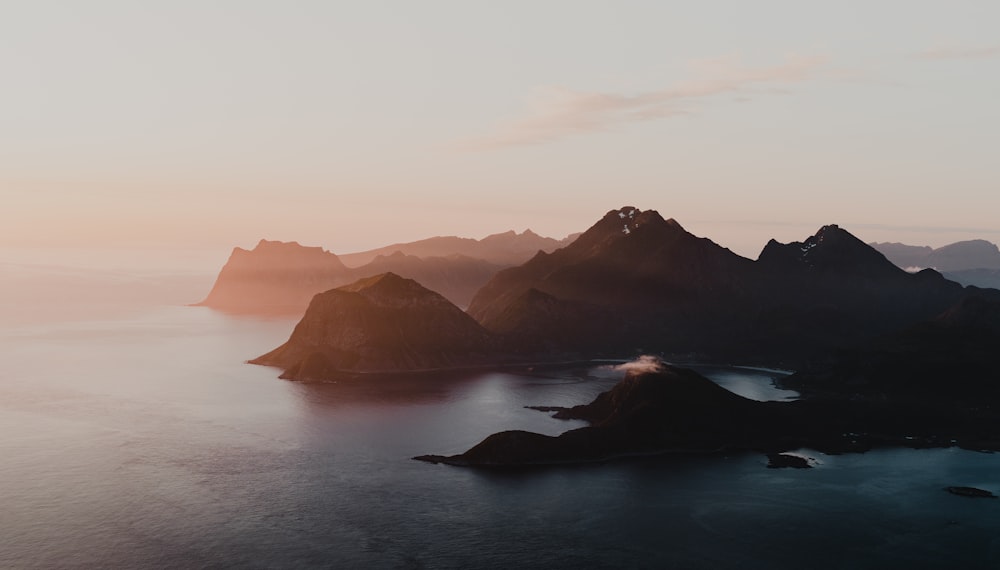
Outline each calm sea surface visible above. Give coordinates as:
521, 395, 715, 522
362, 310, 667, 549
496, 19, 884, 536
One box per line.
2, 302, 999, 568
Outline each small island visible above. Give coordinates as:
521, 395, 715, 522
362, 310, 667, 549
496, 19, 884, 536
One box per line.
945, 486, 997, 499
415, 358, 1000, 468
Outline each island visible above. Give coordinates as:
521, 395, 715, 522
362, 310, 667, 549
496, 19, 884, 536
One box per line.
415, 358, 1000, 467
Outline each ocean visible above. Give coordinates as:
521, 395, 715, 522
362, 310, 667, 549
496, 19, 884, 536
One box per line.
1, 266, 998, 568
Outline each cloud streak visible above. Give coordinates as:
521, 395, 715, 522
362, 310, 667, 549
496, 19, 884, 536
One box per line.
912, 44, 1000, 60
462, 55, 829, 150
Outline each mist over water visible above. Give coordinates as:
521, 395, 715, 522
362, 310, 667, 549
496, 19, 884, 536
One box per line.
2, 267, 998, 568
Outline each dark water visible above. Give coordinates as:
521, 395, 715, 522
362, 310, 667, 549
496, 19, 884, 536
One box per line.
2, 306, 999, 568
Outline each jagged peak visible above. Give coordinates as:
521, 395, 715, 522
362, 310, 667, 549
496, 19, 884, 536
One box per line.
372, 250, 410, 261
758, 223, 901, 275
249, 239, 332, 254
256, 238, 299, 248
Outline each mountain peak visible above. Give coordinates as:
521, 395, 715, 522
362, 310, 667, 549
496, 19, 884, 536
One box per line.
758, 224, 902, 277
339, 271, 429, 298
251, 271, 495, 376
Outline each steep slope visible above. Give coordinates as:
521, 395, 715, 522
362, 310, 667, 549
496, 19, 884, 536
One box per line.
748, 225, 965, 357
468, 207, 755, 353
196, 240, 349, 315
758, 224, 905, 279
338, 229, 576, 267
250, 273, 497, 378
469, 211, 967, 363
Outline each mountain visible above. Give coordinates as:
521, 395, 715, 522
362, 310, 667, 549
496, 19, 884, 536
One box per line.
250, 273, 497, 378
337, 230, 576, 267
868, 242, 934, 269
468, 208, 965, 364
747, 225, 965, 358
468, 207, 756, 356
195, 240, 349, 315
198, 241, 508, 315
872, 239, 1000, 272
416, 359, 1000, 467
758, 224, 905, 279
233, 208, 973, 375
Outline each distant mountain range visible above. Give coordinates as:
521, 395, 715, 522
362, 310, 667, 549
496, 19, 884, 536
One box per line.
871, 239, 1000, 272
871, 239, 1000, 289
337, 230, 578, 267
196, 229, 572, 314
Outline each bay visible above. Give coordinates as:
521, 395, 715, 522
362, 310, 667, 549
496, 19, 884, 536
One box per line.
1, 305, 998, 568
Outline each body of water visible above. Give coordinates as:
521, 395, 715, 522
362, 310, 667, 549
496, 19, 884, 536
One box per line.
2, 304, 998, 568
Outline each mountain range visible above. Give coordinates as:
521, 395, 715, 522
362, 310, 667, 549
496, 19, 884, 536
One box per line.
872, 239, 1000, 272
232, 206, 1000, 465
250, 206, 984, 380
871, 239, 1000, 289
336, 230, 578, 267
196, 229, 570, 314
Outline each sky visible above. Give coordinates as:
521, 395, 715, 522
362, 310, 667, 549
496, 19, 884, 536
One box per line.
3, 0, 999, 266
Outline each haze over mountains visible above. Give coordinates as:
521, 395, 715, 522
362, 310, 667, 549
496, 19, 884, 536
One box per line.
337, 230, 578, 267
192, 205, 1000, 468
241, 206, 990, 381
872, 239, 1000, 289
197, 229, 571, 314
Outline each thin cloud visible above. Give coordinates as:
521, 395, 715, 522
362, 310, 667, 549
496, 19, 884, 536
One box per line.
912, 44, 1000, 60
614, 355, 665, 374
461, 55, 829, 150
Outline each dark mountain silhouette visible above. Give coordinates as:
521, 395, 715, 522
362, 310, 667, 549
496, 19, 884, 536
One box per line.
195, 240, 348, 315
872, 239, 1000, 272
468, 209, 965, 364
250, 273, 497, 378
468, 207, 756, 356
416, 360, 1000, 467
747, 225, 965, 359
338, 229, 576, 267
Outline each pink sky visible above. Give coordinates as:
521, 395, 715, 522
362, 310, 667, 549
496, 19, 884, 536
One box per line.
3, 2, 999, 264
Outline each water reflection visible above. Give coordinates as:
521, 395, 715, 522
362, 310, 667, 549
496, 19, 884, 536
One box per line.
290, 370, 494, 410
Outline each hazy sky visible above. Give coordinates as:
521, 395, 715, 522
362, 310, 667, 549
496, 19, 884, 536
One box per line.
3, 1, 999, 260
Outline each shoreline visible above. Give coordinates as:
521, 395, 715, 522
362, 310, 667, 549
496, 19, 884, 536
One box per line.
249, 355, 802, 383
